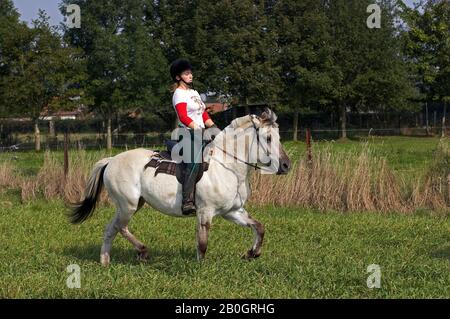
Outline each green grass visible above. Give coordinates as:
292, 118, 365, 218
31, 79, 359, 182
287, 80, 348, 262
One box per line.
0, 197, 448, 298
0, 136, 448, 298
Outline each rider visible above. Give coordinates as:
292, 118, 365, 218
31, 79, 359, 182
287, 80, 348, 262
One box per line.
170, 58, 217, 215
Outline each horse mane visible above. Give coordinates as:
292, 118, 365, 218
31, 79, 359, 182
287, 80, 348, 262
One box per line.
229, 115, 254, 129
228, 108, 278, 130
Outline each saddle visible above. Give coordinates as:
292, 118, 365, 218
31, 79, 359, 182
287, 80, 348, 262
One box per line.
144, 141, 209, 184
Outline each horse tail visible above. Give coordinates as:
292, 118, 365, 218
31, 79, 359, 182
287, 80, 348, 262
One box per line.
68, 157, 111, 224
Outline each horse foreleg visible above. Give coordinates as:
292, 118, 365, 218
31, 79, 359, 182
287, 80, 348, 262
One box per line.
223, 208, 265, 260
196, 213, 212, 261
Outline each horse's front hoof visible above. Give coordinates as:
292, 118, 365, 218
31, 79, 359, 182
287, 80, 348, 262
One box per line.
137, 248, 149, 261
100, 253, 110, 267
242, 249, 260, 260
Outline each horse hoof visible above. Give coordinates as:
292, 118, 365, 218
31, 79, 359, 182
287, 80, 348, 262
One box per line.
100, 253, 110, 267
242, 249, 260, 260
137, 249, 149, 261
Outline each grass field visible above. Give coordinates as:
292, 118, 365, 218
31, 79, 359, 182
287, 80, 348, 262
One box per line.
0, 136, 449, 298
0, 199, 448, 298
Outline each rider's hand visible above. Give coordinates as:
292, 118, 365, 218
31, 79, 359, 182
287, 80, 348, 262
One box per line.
205, 105, 214, 114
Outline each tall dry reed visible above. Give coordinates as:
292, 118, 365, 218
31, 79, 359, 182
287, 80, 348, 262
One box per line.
0, 161, 20, 191
250, 141, 449, 214
2, 140, 449, 214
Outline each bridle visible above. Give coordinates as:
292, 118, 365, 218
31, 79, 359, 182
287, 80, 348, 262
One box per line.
212, 116, 272, 171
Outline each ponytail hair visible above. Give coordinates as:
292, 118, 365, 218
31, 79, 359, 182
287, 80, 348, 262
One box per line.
170, 82, 179, 92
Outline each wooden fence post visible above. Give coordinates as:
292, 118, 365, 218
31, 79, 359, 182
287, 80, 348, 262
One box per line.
64, 131, 69, 180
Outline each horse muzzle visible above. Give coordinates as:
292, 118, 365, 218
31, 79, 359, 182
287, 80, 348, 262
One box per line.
276, 157, 291, 175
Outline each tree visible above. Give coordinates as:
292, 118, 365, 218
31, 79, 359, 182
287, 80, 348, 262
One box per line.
155, 0, 281, 115
205, 0, 281, 109
272, 0, 334, 140
0, 8, 86, 151
401, 0, 450, 137
0, 0, 27, 118
324, 0, 418, 138
61, 0, 169, 149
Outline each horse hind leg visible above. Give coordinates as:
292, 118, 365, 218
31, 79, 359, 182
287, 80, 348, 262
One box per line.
223, 208, 265, 260
100, 213, 120, 267
100, 197, 147, 266
118, 197, 149, 261
120, 225, 149, 261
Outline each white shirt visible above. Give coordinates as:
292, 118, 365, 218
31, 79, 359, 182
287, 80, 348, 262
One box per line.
172, 88, 207, 128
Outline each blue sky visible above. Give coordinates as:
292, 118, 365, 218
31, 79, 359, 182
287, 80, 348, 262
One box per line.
13, 0, 64, 26
13, 0, 419, 26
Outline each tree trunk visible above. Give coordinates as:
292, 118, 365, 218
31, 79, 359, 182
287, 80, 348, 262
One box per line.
49, 119, 56, 137
115, 112, 121, 140
433, 111, 437, 130
339, 104, 347, 139
442, 101, 447, 138
174, 115, 179, 129
330, 112, 334, 128
293, 110, 299, 141
244, 97, 250, 115
106, 117, 112, 150
34, 119, 41, 152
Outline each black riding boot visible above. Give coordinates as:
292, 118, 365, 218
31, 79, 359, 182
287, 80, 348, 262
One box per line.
181, 162, 200, 215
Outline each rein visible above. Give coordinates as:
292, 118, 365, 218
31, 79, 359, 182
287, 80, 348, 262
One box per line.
211, 116, 269, 171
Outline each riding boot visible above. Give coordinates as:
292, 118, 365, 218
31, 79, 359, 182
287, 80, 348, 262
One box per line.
181, 162, 200, 215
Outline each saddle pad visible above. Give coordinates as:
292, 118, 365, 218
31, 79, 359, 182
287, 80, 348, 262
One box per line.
144, 152, 209, 184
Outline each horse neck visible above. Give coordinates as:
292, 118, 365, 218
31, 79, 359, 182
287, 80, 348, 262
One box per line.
206, 128, 254, 181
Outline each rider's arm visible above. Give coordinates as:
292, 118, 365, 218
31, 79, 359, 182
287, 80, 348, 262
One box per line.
202, 110, 215, 128
175, 102, 199, 129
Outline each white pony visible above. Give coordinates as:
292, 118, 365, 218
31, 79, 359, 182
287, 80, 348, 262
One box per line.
69, 109, 291, 266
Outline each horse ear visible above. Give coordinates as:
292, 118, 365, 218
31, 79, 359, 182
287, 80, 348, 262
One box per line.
260, 108, 277, 124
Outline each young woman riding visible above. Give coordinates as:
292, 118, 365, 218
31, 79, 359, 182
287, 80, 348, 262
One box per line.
169, 58, 217, 215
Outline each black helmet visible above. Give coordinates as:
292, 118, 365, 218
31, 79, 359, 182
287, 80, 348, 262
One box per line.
170, 59, 192, 82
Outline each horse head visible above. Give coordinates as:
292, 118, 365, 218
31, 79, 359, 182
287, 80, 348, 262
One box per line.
218, 108, 291, 175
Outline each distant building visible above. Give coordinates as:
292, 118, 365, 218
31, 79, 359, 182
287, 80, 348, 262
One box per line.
41, 104, 88, 121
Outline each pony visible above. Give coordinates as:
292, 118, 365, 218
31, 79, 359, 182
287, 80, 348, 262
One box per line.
69, 109, 291, 266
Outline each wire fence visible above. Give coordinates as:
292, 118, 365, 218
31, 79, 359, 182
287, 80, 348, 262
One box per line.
280, 126, 448, 141
0, 126, 448, 152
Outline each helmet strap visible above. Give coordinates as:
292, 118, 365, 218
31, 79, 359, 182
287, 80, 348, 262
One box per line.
180, 78, 194, 90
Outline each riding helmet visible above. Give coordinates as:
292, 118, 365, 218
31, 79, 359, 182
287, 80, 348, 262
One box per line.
170, 59, 193, 82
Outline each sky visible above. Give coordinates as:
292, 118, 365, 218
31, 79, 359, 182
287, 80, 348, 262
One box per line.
13, 0, 419, 27
13, 0, 64, 26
